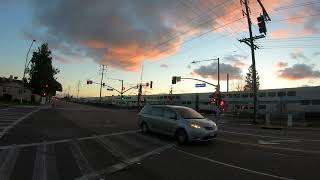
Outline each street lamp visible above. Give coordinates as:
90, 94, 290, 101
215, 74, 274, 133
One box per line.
20, 39, 36, 104
191, 58, 220, 91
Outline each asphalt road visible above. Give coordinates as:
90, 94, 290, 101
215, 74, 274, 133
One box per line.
0, 100, 319, 180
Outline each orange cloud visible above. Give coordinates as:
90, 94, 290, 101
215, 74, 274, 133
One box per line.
271, 29, 290, 38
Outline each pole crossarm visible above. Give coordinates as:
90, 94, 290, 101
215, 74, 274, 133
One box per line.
180, 78, 217, 87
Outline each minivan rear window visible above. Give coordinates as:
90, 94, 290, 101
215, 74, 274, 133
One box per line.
173, 107, 204, 119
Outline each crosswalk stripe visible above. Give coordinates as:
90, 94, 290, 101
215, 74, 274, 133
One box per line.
45, 144, 60, 180
0, 108, 40, 139
94, 136, 130, 164
33, 143, 47, 180
0, 147, 20, 180
69, 141, 94, 179
75, 143, 174, 180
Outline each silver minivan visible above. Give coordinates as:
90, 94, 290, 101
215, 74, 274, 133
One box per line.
138, 105, 218, 144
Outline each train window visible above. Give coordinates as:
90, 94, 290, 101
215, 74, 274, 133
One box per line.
312, 100, 320, 105
287, 91, 296, 96
249, 93, 254, 97
182, 101, 186, 104
160, 96, 163, 99
267, 92, 276, 97
176, 96, 180, 99
235, 105, 240, 109
301, 100, 310, 105
187, 101, 192, 105
233, 94, 240, 98
164, 96, 167, 99
258, 105, 266, 109
277, 92, 286, 97
227, 94, 233, 98
241, 93, 248, 97
259, 92, 266, 97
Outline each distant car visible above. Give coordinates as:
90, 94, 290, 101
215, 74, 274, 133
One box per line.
138, 105, 218, 144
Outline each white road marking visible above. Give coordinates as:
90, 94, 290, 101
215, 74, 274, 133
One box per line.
0, 108, 40, 139
174, 148, 295, 180
75, 143, 174, 180
0, 130, 139, 150
69, 140, 94, 180
33, 143, 47, 180
45, 144, 60, 180
216, 138, 320, 154
0, 147, 20, 180
258, 140, 279, 145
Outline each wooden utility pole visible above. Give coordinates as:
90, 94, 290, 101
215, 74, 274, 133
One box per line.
77, 80, 80, 99
99, 65, 106, 103
239, 0, 270, 124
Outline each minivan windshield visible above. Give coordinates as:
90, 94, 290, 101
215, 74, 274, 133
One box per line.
173, 107, 204, 119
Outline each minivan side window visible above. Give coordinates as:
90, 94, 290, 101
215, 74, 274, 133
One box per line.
151, 107, 164, 117
163, 109, 177, 120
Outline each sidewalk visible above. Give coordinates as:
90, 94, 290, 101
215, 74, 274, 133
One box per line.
207, 115, 320, 131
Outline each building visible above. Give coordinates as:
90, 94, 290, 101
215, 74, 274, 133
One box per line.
0, 76, 32, 102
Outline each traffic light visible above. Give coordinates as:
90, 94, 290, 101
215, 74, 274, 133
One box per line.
257, 15, 267, 35
146, 82, 149, 87
220, 100, 225, 108
172, 76, 177, 84
87, 80, 92, 85
150, 81, 153, 88
102, 83, 105, 86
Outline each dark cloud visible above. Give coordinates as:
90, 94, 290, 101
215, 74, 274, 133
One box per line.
27, 0, 232, 71
290, 51, 309, 61
278, 63, 320, 80
275, 61, 288, 68
26, 0, 284, 71
192, 62, 242, 80
224, 54, 248, 68
160, 64, 168, 68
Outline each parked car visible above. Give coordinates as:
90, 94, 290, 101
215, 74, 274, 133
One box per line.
138, 105, 218, 144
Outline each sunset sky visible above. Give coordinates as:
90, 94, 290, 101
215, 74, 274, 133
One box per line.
1, 0, 319, 97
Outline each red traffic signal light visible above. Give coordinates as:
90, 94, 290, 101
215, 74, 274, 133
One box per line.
220, 100, 225, 107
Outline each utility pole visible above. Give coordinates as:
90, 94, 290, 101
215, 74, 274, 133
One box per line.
99, 65, 106, 103
227, 73, 229, 92
138, 62, 144, 108
239, 0, 271, 124
77, 80, 80, 99
217, 58, 220, 91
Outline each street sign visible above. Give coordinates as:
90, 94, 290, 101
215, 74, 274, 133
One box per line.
195, 83, 206, 88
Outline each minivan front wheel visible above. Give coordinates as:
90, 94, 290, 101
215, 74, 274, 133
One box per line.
176, 129, 188, 144
141, 123, 149, 134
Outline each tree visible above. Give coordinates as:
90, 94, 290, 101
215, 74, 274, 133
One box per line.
244, 65, 260, 91
28, 43, 62, 96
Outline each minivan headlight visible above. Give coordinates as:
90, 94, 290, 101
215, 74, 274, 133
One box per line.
190, 123, 201, 129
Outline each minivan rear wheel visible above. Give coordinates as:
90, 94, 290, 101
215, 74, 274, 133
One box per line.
176, 129, 188, 144
141, 123, 149, 134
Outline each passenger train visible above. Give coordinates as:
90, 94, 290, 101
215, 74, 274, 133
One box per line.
79, 86, 320, 119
